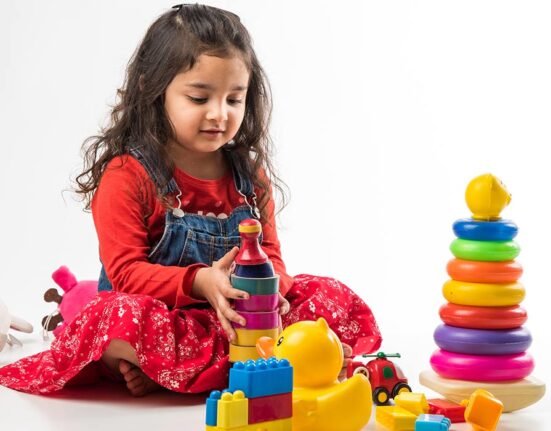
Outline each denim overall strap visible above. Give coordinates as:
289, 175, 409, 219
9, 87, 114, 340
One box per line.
98, 147, 259, 292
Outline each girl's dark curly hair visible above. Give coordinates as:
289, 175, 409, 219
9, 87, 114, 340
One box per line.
75, 4, 287, 220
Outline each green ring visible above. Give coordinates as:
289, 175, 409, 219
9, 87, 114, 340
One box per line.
230, 274, 280, 295
450, 239, 520, 262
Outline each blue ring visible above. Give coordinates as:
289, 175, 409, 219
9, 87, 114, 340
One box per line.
453, 218, 518, 241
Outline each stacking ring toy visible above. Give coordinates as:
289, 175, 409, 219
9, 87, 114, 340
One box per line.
439, 303, 527, 329
231, 274, 279, 295
443, 279, 525, 307
430, 349, 534, 381
452, 218, 518, 241
234, 294, 278, 312
233, 310, 280, 329
433, 324, 532, 355
446, 259, 523, 283
450, 239, 520, 262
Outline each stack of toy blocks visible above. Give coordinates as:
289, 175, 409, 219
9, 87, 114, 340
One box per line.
205, 357, 293, 431
229, 219, 280, 362
376, 392, 432, 431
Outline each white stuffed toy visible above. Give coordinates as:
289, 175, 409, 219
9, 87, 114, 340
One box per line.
0, 299, 33, 352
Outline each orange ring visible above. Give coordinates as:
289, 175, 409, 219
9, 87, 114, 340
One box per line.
447, 259, 523, 283
439, 303, 527, 329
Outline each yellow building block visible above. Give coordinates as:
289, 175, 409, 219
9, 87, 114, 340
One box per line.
376, 405, 417, 431
463, 389, 503, 431
235, 328, 280, 347
229, 343, 261, 362
394, 392, 429, 416
217, 390, 248, 429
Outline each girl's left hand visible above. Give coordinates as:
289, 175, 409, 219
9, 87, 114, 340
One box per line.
277, 292, 290, 315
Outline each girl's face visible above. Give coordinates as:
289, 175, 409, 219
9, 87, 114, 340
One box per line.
164, 53, 250, 155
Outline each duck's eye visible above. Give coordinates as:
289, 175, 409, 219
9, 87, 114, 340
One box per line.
277, 336, 284, 346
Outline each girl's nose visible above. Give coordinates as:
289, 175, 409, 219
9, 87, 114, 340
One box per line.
206, 101, 228, 122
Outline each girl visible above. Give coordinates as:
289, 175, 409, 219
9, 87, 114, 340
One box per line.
0, 4, 381, 396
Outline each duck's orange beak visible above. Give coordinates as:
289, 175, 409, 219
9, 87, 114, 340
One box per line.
256, 336, 275, 359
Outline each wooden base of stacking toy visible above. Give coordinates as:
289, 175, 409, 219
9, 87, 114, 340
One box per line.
419, 369, 546, 412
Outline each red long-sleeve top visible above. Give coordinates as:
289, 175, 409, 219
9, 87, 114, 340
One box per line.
91, 155, 293, 309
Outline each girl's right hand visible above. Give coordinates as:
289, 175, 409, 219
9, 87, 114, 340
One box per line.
191, 247, 249, 342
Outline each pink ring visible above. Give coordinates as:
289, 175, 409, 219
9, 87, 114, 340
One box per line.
233, 310, 280, 330
234, 294, 279, 312
430, 349, 534, 382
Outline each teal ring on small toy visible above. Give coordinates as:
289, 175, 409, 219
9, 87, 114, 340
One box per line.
453, 218, 518, 242
230, 274, 280, 295
450, 239, 520, 262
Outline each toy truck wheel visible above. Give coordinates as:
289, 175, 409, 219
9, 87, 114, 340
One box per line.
353, 366, 369, 379
373, 387, 390, 405
392, 382, 412, 398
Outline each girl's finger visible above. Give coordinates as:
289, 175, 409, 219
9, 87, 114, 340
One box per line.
222, 285, 249, 300
277, 293, 290, 315
215, 246, 239, 270
216, 309, 236, 342
218, 298, 246, 326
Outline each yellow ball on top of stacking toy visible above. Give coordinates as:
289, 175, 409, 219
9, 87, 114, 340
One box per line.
465, 174, 511, 220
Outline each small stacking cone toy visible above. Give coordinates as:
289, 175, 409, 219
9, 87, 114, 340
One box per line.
420, 174, 546, 412
229, 219, 280, 362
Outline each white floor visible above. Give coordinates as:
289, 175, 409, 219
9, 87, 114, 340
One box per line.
1, 336, 549, 431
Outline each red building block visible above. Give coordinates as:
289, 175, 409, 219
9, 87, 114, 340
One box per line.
248, 392, 292, 424
428, 398, 466, 423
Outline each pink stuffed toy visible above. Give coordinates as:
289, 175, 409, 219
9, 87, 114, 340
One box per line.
42, 266, 98, 337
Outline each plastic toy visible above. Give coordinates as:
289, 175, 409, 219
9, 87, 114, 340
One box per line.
205, 358, 292, 431
438, 303, 527, 329
347, 351, 411, 405
257, 318, 372, 431
462, 389, 503, 431
433, 324, 532, 355
42, 266, 98, 337
0, 298, 33, 352
427, 398, 466, 423
229, 220, 281, 362
450, 238, 520, 261
430, 349, 534, 381
452, 218, 518, 241
376, 405, 417, 431
446, 258, 523, 283
394, 392, 429, 416
464, 173, 511, 220
415, 414, 451, 431
442, 279, 525, 307
421, 370, 545, 413
228, 358, 293, 398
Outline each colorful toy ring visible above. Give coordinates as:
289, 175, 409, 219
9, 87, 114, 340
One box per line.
446, 259, 523, 283
439, 303, 527, 329
452, 218, 518, 241
433, 324, 532, 355
443, 279, 525, 307
450, 239, 520, 262
430, 350, 534, 381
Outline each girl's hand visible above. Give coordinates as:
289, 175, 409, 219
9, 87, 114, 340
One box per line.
191, 247, 249, 342
277, 292, 290, 315
339, 342, 354, 381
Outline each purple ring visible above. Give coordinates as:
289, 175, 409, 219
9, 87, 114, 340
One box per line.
234, 294, 279, 312
233, 310, 280, 330
434, 324, 532, 355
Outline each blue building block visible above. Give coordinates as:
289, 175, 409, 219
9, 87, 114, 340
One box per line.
229, 357, 293, 398
415, 414, 451, 431
205, 390, 221, 426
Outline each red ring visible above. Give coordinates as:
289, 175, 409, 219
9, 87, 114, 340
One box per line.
447, 258, 523, 283
439, 303, 527, 329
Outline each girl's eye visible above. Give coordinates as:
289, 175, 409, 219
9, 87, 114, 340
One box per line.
188, 96, 207, 104
228, 99, 243, 105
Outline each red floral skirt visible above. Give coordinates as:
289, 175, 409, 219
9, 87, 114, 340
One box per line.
0, 274, 381, 394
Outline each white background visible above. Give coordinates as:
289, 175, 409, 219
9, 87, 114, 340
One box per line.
1, 1, 550, 429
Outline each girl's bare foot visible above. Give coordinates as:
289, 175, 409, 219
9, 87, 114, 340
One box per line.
339, 342, 354, 381
118, 359, 161, 397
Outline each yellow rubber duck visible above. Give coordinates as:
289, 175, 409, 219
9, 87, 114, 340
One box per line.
257, 318, 372, 431
465, 174, 511, 220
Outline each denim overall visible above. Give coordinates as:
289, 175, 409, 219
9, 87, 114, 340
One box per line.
98, 147, 260, 292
